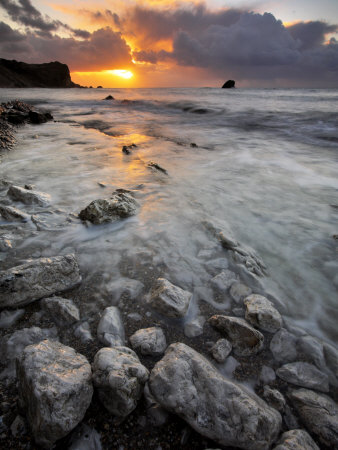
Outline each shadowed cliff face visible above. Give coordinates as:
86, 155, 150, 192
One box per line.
0, 59, 81, 88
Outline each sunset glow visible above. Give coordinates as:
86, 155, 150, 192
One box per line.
105, 70, 134, 79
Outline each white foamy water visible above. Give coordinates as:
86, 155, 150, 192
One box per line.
1, 87, 337, 342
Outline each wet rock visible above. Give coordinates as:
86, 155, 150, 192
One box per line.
104, 95, 114, 100
208, 315, 264, 356
277, 362, 329, 392
205, 257, 229, 275
7, 185, 51, 207
130, 327, 167, 356
41, 296, 80, 326
74, 321, 93, 342
0, 204, 30, 222
147, 161, 168, 175
0, 254, 82, 309
263, 386, 286, 412
79, 190, 139, 224
289, 388, 338, 448
92, 346, 149, 418
28, 110, 53, 124
68, 424, 102, 450
143, 383, 169, 427
323, 342, 338, 378
297, 335, 325, 370
97, 306, 125, 347
149, 343, 281, 449
184, 316, 205, 337
283, 404, 300, 430
229, 281, 252, 303
260, 365, 276, 384
210, 338, 232, 363
10, 415, 27, 437
210, 270, 237, 291
270, 328, 298, 364
106, 277, 143, 303
127, 312, 142, 321
244, 294, 283, 333
0, 234, 13, 251
0, 309, 24, 328
122, 143, 137, 154
149, 278, 192, 318
17, 340, 93, 448
273, 429, 319, 450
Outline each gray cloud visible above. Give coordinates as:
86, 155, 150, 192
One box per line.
287, 21, 337, 50
0, 0, 60, 31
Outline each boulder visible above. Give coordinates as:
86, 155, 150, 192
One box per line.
0, 254, 82, 309
208, 315, 264, 356
263, 386, 286, 412
129, 327, 167, 356
17, 340, 93, 448
273, 430, 319, 450
97, 306, 125, 347
149, 343, 282, 449
244, 294, 282, 333
149, 278, 192, 318
210, 338, 232, 363
41, 296, 80, 326
270, 328, 298, 364
92, 346, 149, 418
210, 270, 237, 291
7, 185, 51, 207
79, 190, 139, 224
289, 388, 338, 449
222, 80, 235, 88
0, 204, 30, 222
277, 362, 329, 392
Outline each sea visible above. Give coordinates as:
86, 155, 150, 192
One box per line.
1, 87, 338, 343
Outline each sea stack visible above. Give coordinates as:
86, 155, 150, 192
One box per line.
222, 80, 235, 88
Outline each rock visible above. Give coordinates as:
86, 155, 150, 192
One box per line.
277, 362, 329, 392
68, 424, 102, 450
92, 346, 149, 418
210, 270, 237, 291
297, 335, 325, 370
104, 95, 114, 100
122, 143, 137, 155
149, 343, 281, 449
74, 321, 93, 342
0, 309, 24, 328
0, 234, 13, 251
28, 110, 53, 124
143, 383, 169, 427
10, 415, 27, 437
147, 161, 168, 175
7, 185, 51, 207
127, 312, 142, 321
260, 366, 276, 384
229, 281, 252, 303
222, 80, 235, 88
79, 190, 139, 224
263, 386, 286, 412
0, 254, 82, 309
184, 315, 205, 337
283, 404, 300, 430
205, 257, 229, 275
0, 204, 30, 222
190, 143, 198, 148
17, 340, 93, 448
130, 327, 167, 356
97, 306, 125, 347
270, 328, 298, 364
244, 294, 282, 333
289, 388, 338, 449
323, 342, 338, 378
210, 338, 232, 363
273, 429, 320, 450
208, 315, 264, 356
41, 296, 80, 326
149, 278, 192, 318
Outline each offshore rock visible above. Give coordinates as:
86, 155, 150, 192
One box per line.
41, 296, 80, 326
149, 343, 282, 449
17, 340, 93, 448
222, 80, 235, 88
0, 254, 81, 309
8, 185, 51, 207
79, 190, 139, 224
244, 294, 282, 333
273, 429, 320, 450
97, 306, 125, 347
289, 388, 338, 449
149, 278, 192, 318
277, 362, 329, 392
208, 315, 264, 356
129, 327, 167, 356
270, 328, 298, 364
92, 346, 149, 418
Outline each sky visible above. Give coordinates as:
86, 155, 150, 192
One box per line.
0, 0, 337, 87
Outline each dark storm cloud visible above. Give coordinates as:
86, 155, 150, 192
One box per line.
287, 21, 338, 50
0, 0, 60, 31
0, 21, 26, 42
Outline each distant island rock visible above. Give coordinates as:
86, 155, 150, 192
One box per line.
0, 59, 81, 88
222, 80, 235, 89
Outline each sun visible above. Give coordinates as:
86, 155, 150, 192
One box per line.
105, 70, 133, 79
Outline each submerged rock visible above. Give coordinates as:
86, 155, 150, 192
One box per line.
210, 270, 238, 291
79, 190, 139, 224
41, 296, 80, 326
0, 204, 30, 222
277, 362, 329, 392
244, 294, 283, 333
97, 306, 125, 347
149, 278, 192, 318
7, 185, 51, 207
210, 338, 232, 363
17, 340, 93, 448
273, 429, 319, 450
92, 346, 149, 418
0, 234, 14, 251
149, 343, 281, 449
129, 327, 167, 356
208, 315, 264, 356
229, 281, 252, 303
289, 388, 338, 448
147, 161, 168, 175
270, 328, 298, 364
0, 254, 81, 309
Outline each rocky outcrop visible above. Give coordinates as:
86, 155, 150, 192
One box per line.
17, 340, 93, 448
222, 80, 235, 88
0, 59, 80, 88
273, 429, 320, 450
129, 327, 167, 356
149, 343, 282, 449
0, 254, 81, 309
97, 306, 125, 347
149, 278, 192, 318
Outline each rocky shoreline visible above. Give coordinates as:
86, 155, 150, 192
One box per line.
0, 101, 337, 450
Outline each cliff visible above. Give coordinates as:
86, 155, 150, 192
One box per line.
0, 59, 81, 88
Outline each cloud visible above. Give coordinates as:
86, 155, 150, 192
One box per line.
287, 21, 338, 50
